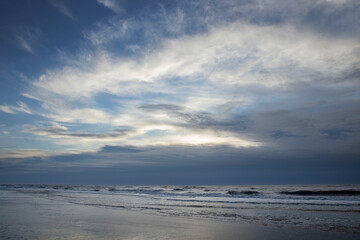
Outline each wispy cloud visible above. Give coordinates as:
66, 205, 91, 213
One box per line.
83, 18, 132, 45
97, 0, 123, 14
0, 102, 32, 114
14, 28, 42, 54
44, 108, 111, 124
34, 23, 360, 99
15, 35, 33, 53
17, 0, 360, 157
0, 148, 52, 160
158, 5, 185, 35
28, 122, 129, 140
0, 105, 16, 114
50, 0, 74, 20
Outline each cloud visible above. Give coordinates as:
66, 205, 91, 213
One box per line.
320, 129, 352, 140
28, 123, 129, 139
17, 0, 360, 156
158, 5, 185, 35
14, 28, 42, 54
97, 0, 123, 14
15, 35, 33, 53
0, 148, 52, 160
44, 108, 112, 124
50, 0, 74, 19
139, 104, 184, 112
83, 18, 132, 45
0, 106, 16, 114
271, 130, 306, 139
2, 143, 359, 185
100, 145, 144, 153
23, 119, 260, 150
0, 102, 32, 114
34, 21, 360, 99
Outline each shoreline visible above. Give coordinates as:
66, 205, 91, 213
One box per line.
1, 190, 359, 240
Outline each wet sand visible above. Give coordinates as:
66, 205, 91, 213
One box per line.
0, 190, 358, 240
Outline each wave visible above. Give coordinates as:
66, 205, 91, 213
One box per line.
108, 188, 164, 195
166, 198, 360, 207
280, 190, 360, 196
3, 184, 360, 203
79, 203, 126, 209
227, 190, 259, 195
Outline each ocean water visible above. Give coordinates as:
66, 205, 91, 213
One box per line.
1, 184, 359, 234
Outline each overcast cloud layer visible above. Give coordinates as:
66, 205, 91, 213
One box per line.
0, 0, 359, 184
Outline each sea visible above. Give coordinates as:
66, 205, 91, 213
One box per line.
1, 184, 359, 234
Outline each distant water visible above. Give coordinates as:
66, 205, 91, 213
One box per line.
1, 184, 360, 234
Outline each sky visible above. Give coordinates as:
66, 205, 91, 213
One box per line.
0, 0, 359, 185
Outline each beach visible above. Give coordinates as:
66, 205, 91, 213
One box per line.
1, 188, 359, 240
